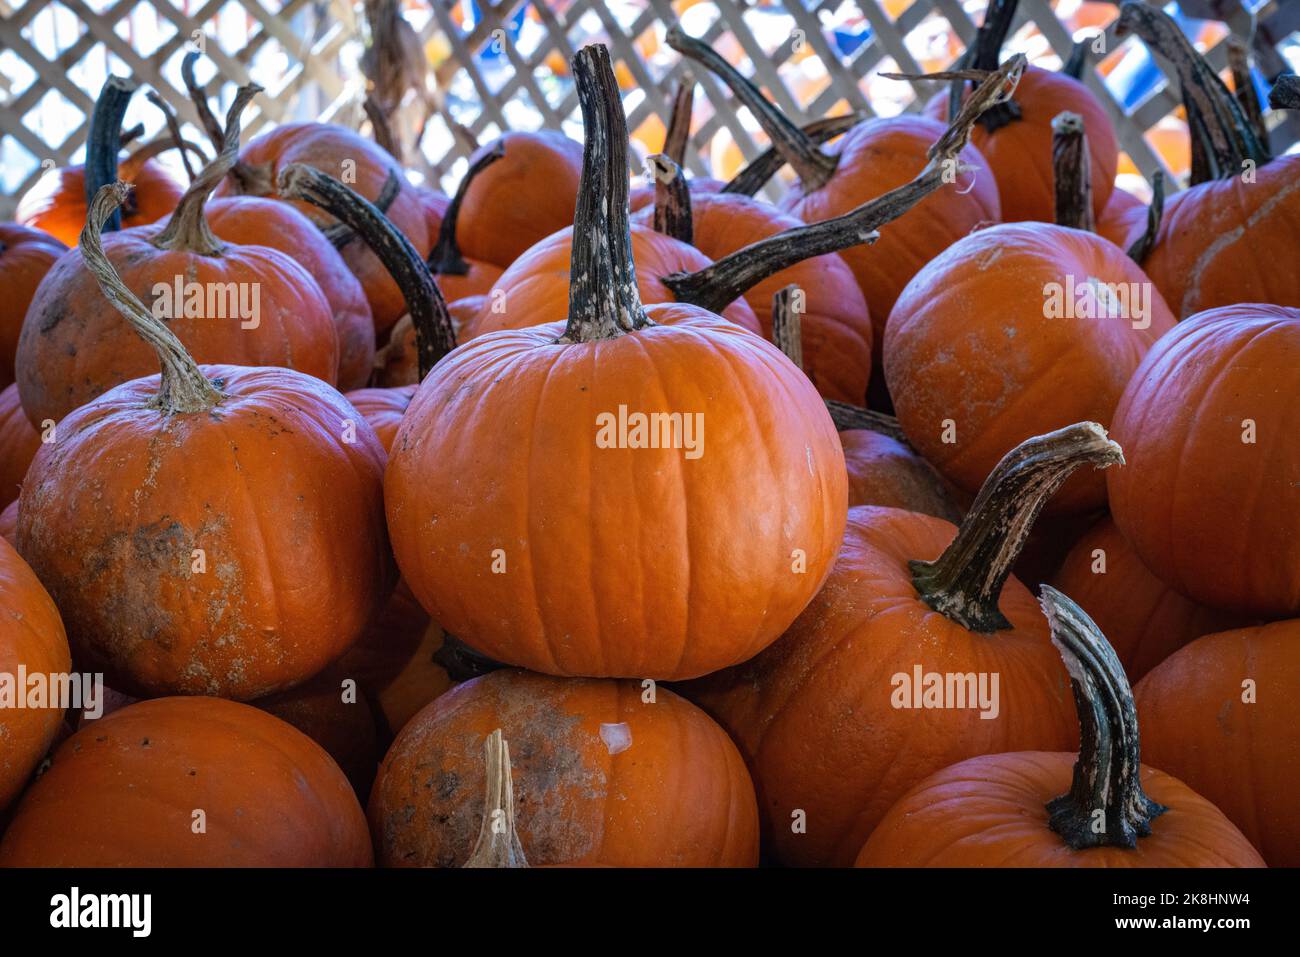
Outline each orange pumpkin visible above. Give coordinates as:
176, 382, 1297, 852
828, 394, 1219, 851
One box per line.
0, 223, 66, 388
16, 183, 393, 700
384, 45, 845, 680
16, 87, 340, 427
345, 385, 415, 453
0, 696, 373, 866
0, 535, 70, 811
841, 428, 962, 521
368, 669, 760, 867
1109, 304, 1300, 616
0, 500, 17, 545
0, 384, 40, 510
426, 143, 506, 302
886, 222, 1175, 512
1136, 619, 1300, 867
856, 587, 1265, 867
684, 423, 1121, 866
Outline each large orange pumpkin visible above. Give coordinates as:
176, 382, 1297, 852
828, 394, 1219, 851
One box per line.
16, 183, 393, 700
1108, 304, 1300, 617
16, 87, 340, 428
856, 587, 1265, 867
0, 223, 66, 388
684, 423, 1121, 866
1135, 619, 1300, 867
885, 222, 1175, 512
0, 696, 373, 866
368, 668, 760, 867
384, 45, 845, 680
0, 384, 40, 510
0, 535, 70, 812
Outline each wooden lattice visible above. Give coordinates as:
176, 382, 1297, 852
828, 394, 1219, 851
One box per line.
1, 1, 1297, 219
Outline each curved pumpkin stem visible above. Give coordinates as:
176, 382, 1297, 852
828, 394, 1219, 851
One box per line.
666, 25, 839, 191
153, 84, 261, 256
463, 729, 529, 868
1225, 38, 1269, 147
1270, 74, 1300, 111
86, 76, 139, 234
561, 44, 651, 343
278, 163, 455, 379
181, 51, 227, 155
428, 141, 505, 277
955, 0, 1023, 132
1062, 39, 1091, 81
664, 56, 1025, 315
649, 154, 693, 245
1040, 585, 1168, 849
80, 184, 224, 415
1051, 111, 1093, 231
145, 89, 199, 182
1116, 3, 1269, 185
722, 114, 863, 197
663, 77, 695, 167
1126, 171, 1165, 265
911, 422, 1123, 632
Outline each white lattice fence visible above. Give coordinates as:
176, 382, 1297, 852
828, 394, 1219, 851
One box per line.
1, 0, 1297, 219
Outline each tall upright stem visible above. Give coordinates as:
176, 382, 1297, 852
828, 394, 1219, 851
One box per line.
463, 729, 529, 868
1052, 111, 1093, 231
86, 76, 139, 233
770, 284, 803, 370
663, 77, 695, 167
1126, 171, 1164, 265
649, 154, 693, 244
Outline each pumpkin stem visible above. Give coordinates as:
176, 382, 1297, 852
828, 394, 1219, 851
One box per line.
80, 184, 224, 415
1062, 39, 1091, 81
1126, 171, 1165, 265
649, 154, 693, 245
561, 44, 651, 343
721, 114, 863, 197
770, 284, 804, 371
86, 76, 139, 234
664, 56, 1025, 315
954, 0, 1023, 133
429, 633, 505, 683
427, 141, 506, 277
1051, 111, 1094, 231
666, 25, 839, 191
910, 422, 1123, 632
145, 89, 199, 182
824, 401, 913, 445
1226, 38, 1269, 148
463, 729, 530, 868
1270, 74, 1300, 111
1040, 585, 1168, 849
278, 163, 454, 379
1115, 3, 1269, 185
153, 84, 261, 256
663, 77, 695, 167
181, 51, 227, 154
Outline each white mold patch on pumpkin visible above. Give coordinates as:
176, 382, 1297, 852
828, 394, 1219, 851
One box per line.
599, 721, 632, 755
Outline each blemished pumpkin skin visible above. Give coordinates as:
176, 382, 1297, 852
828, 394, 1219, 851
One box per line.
16, 159, 183, 248
1136, 620, 1300, 867
1051, 517, 1246, 682
0, 696, 374, 867
202, 195, 375, 391
634, 191, 872, 404
368, 669, 760, 867
386, 45, 845, 681
453, 130, 584, 268
462, 223, 761, 339
214, 122, 433, 333
841, 428, 962, 522
0, 224, 66, 388
856, 586, 1265, 868
885, 223, 1175, 513
0, 535, 71, 812
924, 67, 1119, 225
1108, 304, 1300, 617
16, 183, 393, 700
0, 384, 40, 510
683, 424, 1123, 866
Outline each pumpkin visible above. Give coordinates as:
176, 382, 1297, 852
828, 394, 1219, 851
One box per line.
16, 182, 393, 700
0, 534, 70, 812
1111, 4, 1300, 317
201, 194, 375, 391
0, 696, 373, 867
1108, 304, 1300, 617
344, 385, 416, 453
16, 76, 183, 246
885, 222, 1175, 513
0, 224, 66, 388
0, 384, 40, 510
372, 296, 482, 387
684, 422, 1121, 866
1096, 185, 1147, 249
1051, 517, 1247, 682
0, 501, 17, 545
453, 130, 585, 268
1135, 619, 1300, 867
383, 44, 846, 680
667, 27, 1002, 371
16, 86, 341, 427
856, 587, 1265, 867
426, 142, 506, 301
368, 668, 760, 867
921, 1, 1119, 225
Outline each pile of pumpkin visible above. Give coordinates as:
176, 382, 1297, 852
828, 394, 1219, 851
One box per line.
0, 2, 1295, 869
